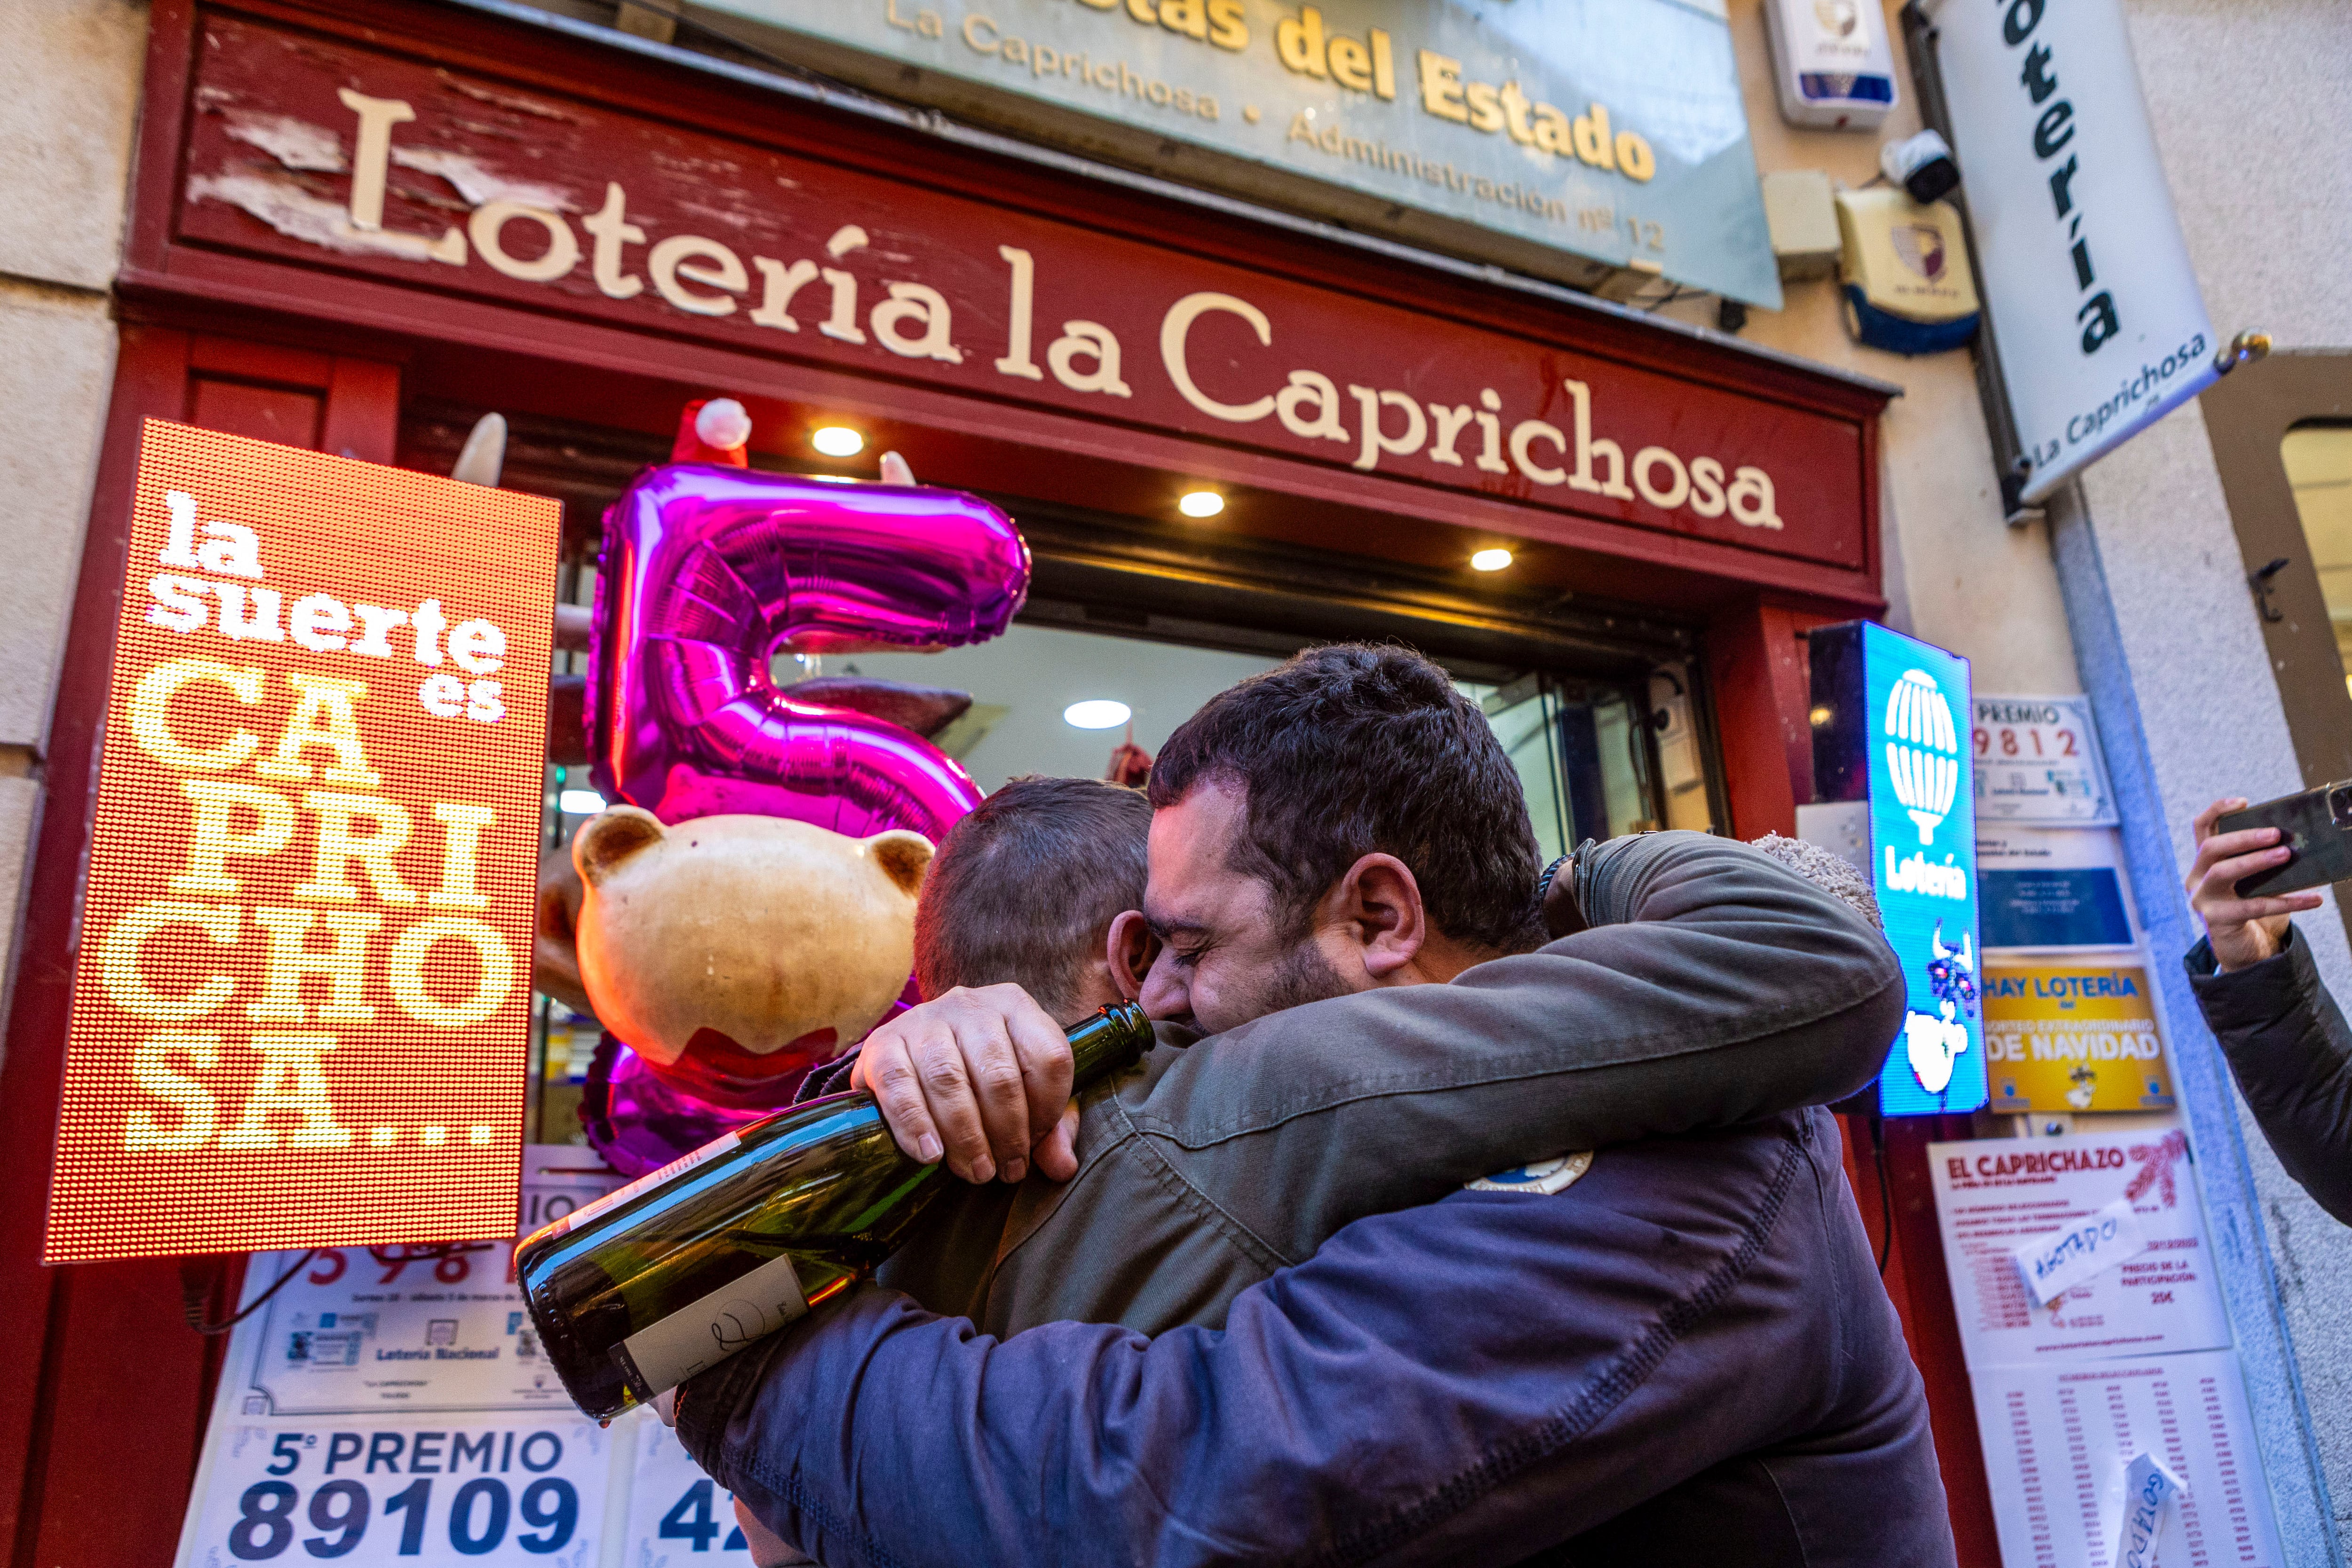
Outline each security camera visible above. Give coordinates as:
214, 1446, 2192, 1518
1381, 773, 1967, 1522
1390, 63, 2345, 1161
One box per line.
1880, 129, 1959, 204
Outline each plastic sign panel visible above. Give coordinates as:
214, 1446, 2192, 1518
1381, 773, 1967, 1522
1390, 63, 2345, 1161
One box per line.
1812, 621, 1985, 1114
1976, 824, 2137, 949
1971, 694, 2116, 826
173, 1154, 621, 1568
1984, 963, 2176, 1114
1867, 625, 1985, 1113
1923, 0, 2216, 501
693, 0, 1780, 305
45, 421, 558, 1264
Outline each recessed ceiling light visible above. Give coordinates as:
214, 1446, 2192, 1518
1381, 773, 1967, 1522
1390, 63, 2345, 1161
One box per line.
1064, 699, 1132, 730
812, 425, 865, 457
1470, 548, 1513, 572
559, 788, 608, 815
1178, 490, 1225, 518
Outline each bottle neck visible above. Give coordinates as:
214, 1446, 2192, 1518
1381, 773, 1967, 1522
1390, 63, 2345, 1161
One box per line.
1066, 1003, 1152, 1090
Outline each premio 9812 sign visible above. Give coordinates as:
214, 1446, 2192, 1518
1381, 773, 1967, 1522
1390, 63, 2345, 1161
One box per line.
43, 422, 557, 1264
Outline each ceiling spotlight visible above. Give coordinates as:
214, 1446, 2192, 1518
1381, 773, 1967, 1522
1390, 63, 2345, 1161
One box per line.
1064, 699, 1133, 730
812, 425, 865, 458
558, 788, 608, 815
1178, 490, 1225, 518
1470, 548, 1514, 572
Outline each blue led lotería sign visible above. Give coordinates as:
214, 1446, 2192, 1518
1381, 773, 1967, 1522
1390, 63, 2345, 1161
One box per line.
1812, 621, 1986, 1115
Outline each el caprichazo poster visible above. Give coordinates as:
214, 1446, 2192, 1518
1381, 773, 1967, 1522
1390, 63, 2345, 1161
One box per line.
44, 421, 557, 1263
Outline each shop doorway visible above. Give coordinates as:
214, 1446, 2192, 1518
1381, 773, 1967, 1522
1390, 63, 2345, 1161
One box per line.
398, 403, 1723, 1142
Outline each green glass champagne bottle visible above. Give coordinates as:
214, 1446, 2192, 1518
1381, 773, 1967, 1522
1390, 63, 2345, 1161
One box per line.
517, 1003, 1152, 1421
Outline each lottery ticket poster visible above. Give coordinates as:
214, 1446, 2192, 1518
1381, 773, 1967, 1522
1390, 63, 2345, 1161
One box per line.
1981, 963, 2179, 1116
174, 1149, 625, 1568
1928, 1132, 2229, 1368
1972, 1351, 2285, 1568
1972, 695, 2119, 827
1931, 1131, 2293, 1567
621, 1415, 758, 1565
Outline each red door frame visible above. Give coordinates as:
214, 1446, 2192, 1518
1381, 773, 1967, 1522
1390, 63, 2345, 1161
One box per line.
0, 326, 402, 1564
0, 2, 1996, 1561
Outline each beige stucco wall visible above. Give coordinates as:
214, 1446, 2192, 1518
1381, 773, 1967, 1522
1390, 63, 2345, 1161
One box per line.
0, 0, 146, 999
1699, 0, 2087, 695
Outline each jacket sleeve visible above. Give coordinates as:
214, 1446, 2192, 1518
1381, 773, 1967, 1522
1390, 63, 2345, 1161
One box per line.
1134, 831, 1905, 1264
2185, 927, 2352, 1224
675, 1111, 1950, 1568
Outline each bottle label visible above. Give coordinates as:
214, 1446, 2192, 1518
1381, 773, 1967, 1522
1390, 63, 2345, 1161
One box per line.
620, 1251, 809, 1396
529, 1130, 744, 1246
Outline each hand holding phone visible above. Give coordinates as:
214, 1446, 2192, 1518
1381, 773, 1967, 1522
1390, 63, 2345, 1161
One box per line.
2191, 794, 2331, 971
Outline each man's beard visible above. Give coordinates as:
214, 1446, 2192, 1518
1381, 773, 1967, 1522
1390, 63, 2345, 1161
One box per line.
1241, 938, 1356, 1022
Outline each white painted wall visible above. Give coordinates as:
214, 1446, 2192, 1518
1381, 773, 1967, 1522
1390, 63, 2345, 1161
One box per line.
2067, 0, 2352, 1529
1718, 0, 2352, 1536
0, 0, 147, 997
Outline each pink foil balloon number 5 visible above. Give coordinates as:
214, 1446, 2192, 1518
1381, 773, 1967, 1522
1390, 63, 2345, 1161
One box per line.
587, 463, 1030, 841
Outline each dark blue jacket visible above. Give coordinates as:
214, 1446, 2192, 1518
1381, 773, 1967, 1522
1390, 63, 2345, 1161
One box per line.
678, 1105, 1955, 1567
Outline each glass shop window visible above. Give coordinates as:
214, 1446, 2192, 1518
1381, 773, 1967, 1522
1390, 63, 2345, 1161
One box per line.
2282, 422, 2352, 696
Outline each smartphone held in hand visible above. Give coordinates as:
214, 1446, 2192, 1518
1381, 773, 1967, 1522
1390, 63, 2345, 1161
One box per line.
2218, 784, 2352, 897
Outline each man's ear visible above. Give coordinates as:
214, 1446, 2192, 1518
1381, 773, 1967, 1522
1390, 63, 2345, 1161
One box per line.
1106, 909, 1159, 1002
1336, 853, 1428, 980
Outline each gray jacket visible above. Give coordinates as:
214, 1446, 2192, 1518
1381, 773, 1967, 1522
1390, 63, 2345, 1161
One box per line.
2186, 926, 2352, 1225
868, 828, 1906, 1336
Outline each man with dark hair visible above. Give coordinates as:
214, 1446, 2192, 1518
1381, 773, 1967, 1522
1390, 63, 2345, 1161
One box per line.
1147, 639, 1548, 963
681, 643, 1953, 1565
911, 774, 1152, 1024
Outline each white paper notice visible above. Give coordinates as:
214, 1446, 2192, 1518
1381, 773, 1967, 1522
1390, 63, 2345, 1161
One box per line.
2014, 1197, 2149, 1306
1972, 1351, 2283, 1568
1974, 696, 2119, 827
175, 1150, 627, 1568
1929, 1131, 2229, 1366
2119, 1451, 2185, 1568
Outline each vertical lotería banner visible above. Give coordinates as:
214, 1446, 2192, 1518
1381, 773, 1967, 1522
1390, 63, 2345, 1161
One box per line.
1805, 621, 1986, 1116
1923, 0, 2215, 502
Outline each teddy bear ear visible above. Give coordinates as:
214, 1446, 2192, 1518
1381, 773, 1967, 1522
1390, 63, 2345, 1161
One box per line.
866, 829, 935, 898
573, 806, 667, 888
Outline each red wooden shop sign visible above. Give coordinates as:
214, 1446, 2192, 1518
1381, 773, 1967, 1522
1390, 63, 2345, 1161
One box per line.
169, 12, 1869, 575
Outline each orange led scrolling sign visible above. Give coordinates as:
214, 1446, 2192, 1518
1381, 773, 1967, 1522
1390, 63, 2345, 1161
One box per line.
44, 422, 558, 1263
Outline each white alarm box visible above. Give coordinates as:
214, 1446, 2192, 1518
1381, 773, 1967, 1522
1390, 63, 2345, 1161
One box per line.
1763, 0, 1899, 130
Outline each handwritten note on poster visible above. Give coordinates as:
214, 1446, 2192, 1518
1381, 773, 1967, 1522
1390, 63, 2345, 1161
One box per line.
1929, 1131, 2228, 1366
